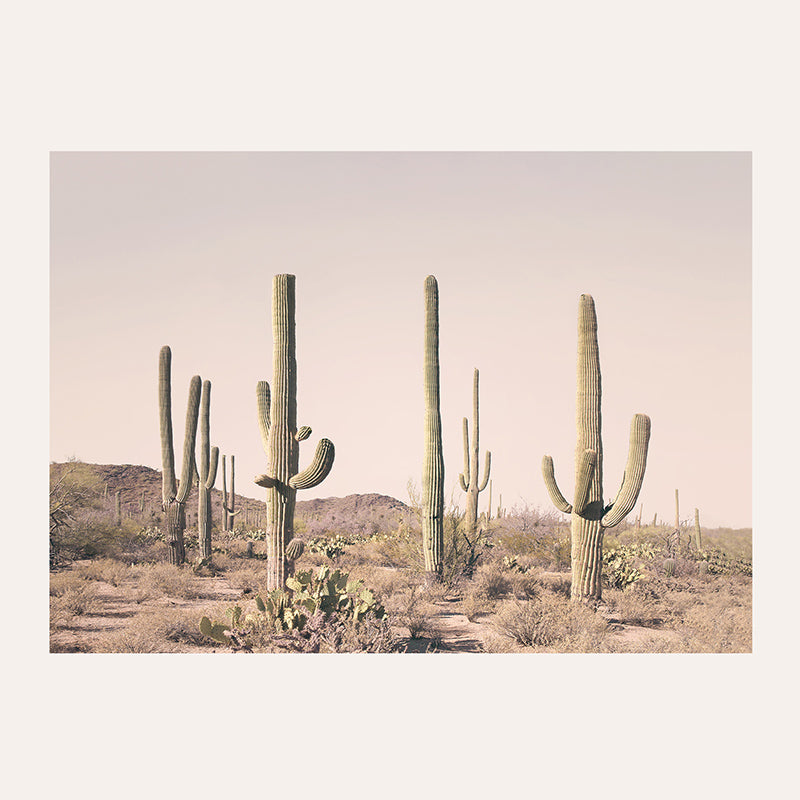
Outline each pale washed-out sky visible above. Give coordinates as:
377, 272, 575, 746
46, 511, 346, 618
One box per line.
50, 151, 751, 528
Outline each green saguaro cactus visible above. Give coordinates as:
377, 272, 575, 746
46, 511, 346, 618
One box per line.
254, 275, 335, 591
459, 368, 491, 541
221, 455, 240, 532
159, 345, 201, 565
422, 275, 444, 582
197, 380, 220, 561
541, 294, 651, 601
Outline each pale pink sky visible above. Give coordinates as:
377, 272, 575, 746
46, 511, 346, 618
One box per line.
50, 152, 751, 528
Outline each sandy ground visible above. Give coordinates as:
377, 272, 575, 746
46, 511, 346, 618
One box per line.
50, 563, 680, 654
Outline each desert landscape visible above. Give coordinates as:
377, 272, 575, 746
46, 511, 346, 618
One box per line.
50, 461, 751, 654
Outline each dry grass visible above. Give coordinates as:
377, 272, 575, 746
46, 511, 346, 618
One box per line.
490, 590, 609, 652
130, 562, 205, 600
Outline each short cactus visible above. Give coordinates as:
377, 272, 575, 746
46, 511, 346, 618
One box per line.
159, 345, 201, 565
663, 558, 676, 577
254, 275, 335, 591
694, 508, 703, 551
197, 380, 220, 560
542, 294, 651, 601
458, 368, 491, 542
422, 275, 444, 582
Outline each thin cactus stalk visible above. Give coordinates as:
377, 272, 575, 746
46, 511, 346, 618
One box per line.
541, 294, 651, 602
140, 490, 145, 515
197, 380, 220, 560
422, 275, 444, 582
114, 491, 122, 528
694, 508, 702, 551
653, 513, 658, 527
254, 275, 335, 591
459, 368, 491, 540
486, 479, 493, 523
159, 345, 201, 566
221, 454, 240, 532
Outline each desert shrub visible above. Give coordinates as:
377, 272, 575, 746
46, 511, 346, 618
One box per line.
507, 570, 540, 600
472, 563, 512, 600
131, 563, 204, 600
602, 586, 663, 626
674, 601, 751, 653
491, 591, 608, 651
50, 583, 102, 624
384, 584, 438, 639
75, 558, 131, 586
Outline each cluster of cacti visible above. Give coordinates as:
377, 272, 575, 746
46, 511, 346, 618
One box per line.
199, 565, 385, 648
422, 275, 445, 582
159, 345, 201, 565
254, 274, 335, 591
459, 368, 491, 541
542, 294, 651, 601
197, 380, 220, 560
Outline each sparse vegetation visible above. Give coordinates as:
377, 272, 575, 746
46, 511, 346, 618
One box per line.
49, 462, 752, 654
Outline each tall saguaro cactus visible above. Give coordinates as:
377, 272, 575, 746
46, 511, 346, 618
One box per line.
422, 275, 444, 582
159, 345, 201, 565
197, 380, 220, 560
541, 294, 651, 601
459, 368, 491, 539
254, 274, 335, 591
693, 508, 703, 551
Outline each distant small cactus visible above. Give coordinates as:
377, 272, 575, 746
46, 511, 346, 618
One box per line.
663, 558, 676, 577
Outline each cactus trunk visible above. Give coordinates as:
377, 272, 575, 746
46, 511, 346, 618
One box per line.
159, 345, 201, 566
256, 275, 335, 591
197, 380, 219, 561
694, 508, 702, 550
422, 275, 444, 582
459, 368, 491, 541
542, 295, 650, 602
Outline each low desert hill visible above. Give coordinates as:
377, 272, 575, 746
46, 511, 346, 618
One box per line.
49, 461, 414, 534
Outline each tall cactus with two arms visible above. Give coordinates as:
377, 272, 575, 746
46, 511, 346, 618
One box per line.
422, 275, 444, 582
197, 380, 220, 560
159, 345, 201, 565
254, 275, 335, 591
542, 295, 651, 601
459, 368, 491, 539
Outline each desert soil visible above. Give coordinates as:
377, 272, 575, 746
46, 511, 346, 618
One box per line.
50, 563, 678, 654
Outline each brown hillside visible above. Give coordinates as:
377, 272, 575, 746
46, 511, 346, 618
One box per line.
49, 461, 413, 532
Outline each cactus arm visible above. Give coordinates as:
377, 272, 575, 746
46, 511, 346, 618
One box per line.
255, 473, 277, 488
601, 414, 651, 528
478, 450, 491, 492
257, 380, 271, 454
158, 346, 177, 504
295, 426, 312, 441
289, 438, 335, 490
198, 380, 211, 482
542, 455, 573, 514
205, 446, 219, 490
459, 417, 470, 492
573, 449, 597, 516
175, 375, 202, 503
